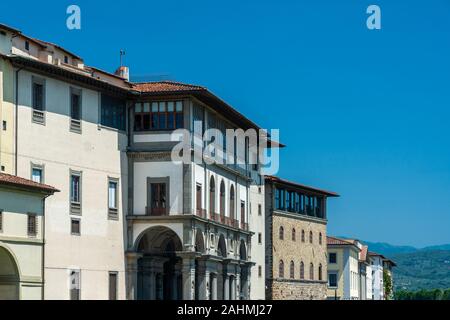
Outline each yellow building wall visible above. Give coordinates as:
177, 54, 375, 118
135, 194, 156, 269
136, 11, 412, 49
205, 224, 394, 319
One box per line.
327, 247, 345, 299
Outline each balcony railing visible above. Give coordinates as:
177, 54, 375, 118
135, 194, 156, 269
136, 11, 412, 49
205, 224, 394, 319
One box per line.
145, 206, 168, 216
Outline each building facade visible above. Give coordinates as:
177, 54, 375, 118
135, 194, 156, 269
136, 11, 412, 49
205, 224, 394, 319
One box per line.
0, 23, 272, 300
326, 236, 361, 300
0, 173, 58, 299
265, 176, 338, 300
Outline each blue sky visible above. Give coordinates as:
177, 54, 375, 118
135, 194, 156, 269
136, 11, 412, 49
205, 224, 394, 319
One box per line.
2, 0, 450, 247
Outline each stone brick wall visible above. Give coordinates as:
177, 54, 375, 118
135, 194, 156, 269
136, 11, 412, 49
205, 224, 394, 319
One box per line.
268, 279, 327, 300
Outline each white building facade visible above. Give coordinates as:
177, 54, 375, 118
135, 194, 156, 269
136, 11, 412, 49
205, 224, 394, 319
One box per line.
0, 23, 269, 300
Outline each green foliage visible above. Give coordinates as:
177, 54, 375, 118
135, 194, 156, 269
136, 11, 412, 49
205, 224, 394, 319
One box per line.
383, 270, 393, 300
391, 250, 450, 291
395, 288, 450, 300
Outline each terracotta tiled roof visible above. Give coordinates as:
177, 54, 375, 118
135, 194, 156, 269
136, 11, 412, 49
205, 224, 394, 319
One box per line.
327, 236, 356, 246
0, 173, 59, 194
265, 175, 339, 197
359, 245, 368, 261
132, 81, 206, 93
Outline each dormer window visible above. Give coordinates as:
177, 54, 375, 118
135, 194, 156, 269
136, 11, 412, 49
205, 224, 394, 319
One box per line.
25, 40, 29, 51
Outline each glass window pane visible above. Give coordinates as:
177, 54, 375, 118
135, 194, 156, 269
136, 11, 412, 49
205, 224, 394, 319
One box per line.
143, 103, 150, 112
32, 168, 42, 183
109, 182, 117, 209
151, 102, 158, 112
134, 103, 142, 113
167, 101, 174, 112
159, 102, 166, 112
176, 101, 183, 112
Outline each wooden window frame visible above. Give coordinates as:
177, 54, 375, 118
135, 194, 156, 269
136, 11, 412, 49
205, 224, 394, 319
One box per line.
27, 213, 37, 237
146, 177, 170, 216
134, 100, 183, 132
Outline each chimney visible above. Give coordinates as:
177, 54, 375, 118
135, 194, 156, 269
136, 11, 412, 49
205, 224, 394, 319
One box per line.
115, 66, 129, 81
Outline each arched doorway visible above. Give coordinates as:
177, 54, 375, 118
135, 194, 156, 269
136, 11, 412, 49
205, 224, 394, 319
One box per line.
136, 226, 183, 300
0, 246, 20, 300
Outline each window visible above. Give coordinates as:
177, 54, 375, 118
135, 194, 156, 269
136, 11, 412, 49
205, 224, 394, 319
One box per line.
70, 88, 82, 132
258, 204, 262, 216
101, 94, 126, 131
290, 261, 295, 279
329, 253, 337, 264
309, 231, 313, 244
64, 55, 69, 64
25, 40, 29, 50
134, 100, 183, 131
2, 121, 6, 130
109, 272, 118, 300
318, 264, 323, 281
196, 183, 202, 216
300, 261, 305, 280
149, 183, 167, 216
70, 171, 81, 214
310, 263, 314, 280
219, 181, 225, 221
209, 176, 215, 217
258, 266, 262, 278
279, 226, 284, 240
258, 233, 262, 244
32, 77, 45, 124
292, 228, 296, 241
70, 270, 80, 300
301, 230, 305, 243
27, 214, 37, 236
31, 165, 43, 183
0, 210, 3, 232
71, 218, 80, 235
0, 166, 4, 172
319, 232, 323, 245
328, 273, 338, 288
240, 201, 246, 229
279, 260, 284, 278
108, 179, 118, 217
229, 185, 235, 220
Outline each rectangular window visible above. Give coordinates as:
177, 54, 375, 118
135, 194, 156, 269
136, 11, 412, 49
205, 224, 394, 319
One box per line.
108, 179, 118, 217
70, 270, 80, 300
25, 40, 29, 51
109, 272, 118, 300
2, 121, 6, 131
27, 214, 37, 236
258, 266, 262, 278
70, 171, 81, 214
240, 201, 246, 229
328, 273, 338, 288
258, 204, 262, 216
150, 183, 167, 216
134, 100, 183, 131
0, 210, 3, 232
70, 88, 82, 133
329, 253, 337, 264
101, 94, 126, 131
258, 233, 262, 244
31, 166, 43, 183
71, 218, 80, 235
32, 77, 45, 124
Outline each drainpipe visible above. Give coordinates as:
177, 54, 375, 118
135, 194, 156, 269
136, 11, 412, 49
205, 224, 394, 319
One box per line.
41, 193, 50, 300
14, 67, 23, 176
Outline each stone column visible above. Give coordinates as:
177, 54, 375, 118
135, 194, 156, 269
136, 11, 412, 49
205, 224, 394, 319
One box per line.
126, 252, 142, 300
182, 258, 196, 300
235, 266, 241, 300
197, 260, 211, 300
229, 276, 236, 300
210, 273, 218, 300
223, 274, 230, 300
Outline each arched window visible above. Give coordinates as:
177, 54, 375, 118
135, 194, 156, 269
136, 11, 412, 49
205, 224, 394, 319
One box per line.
279, 226, 284, 240
229, 185, 235, 220
318, 264, 323, 281
319, 232, 322, 245
300, 261, 305, 279
309, 231, 313, 244
292, 228, 296, 241
279, 260, 284, 278
310, 263, 314, 280
301, 230, 305, 243
219, 180, 225, 221
290, 261, 295, 279
209, 176, 215, 218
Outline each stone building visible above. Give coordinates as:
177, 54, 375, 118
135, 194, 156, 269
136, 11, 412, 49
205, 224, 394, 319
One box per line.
264, 176, 339, 300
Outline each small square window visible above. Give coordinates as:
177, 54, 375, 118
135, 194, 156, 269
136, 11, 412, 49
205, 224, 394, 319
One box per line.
1, 166, 5, 172
329, 253, 337, 264
31, 165, 44, 183
71, 218, 80, 235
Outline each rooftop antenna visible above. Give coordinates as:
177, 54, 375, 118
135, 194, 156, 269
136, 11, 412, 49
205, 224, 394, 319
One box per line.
120, 49, 126, 67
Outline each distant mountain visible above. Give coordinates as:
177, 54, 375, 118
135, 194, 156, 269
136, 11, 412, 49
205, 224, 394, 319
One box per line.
360, 241, 418, 256
423, 244, 450, 251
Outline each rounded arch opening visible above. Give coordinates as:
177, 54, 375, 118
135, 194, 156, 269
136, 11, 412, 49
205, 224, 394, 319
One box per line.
239, 240, 247, 261
217, 234, 227, 258
0, 246, 20, 300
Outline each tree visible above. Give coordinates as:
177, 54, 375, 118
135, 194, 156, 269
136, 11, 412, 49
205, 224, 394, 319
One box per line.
383, 270, 393, 300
